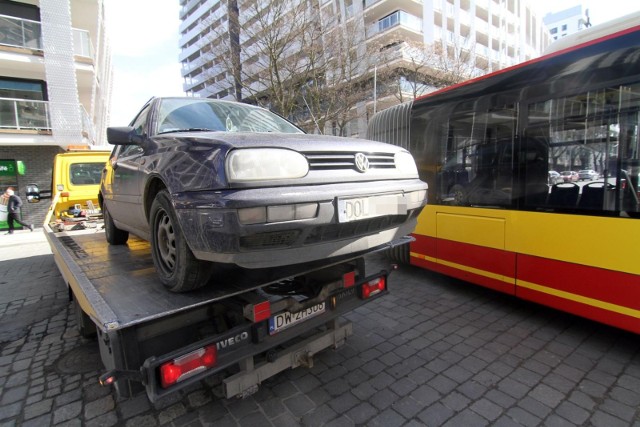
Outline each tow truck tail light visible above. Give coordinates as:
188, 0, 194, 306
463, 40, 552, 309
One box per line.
342, 271, 356, 288
361, 277, 386, 299
252, 301, 271, 323
160, 345, 217, 388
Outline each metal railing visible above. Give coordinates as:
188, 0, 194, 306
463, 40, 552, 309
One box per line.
0, 14, 94, 58
366, 11, 422, 38
0, 98, 50, 131
0, 14, 41, 49
0, 97, 97, 144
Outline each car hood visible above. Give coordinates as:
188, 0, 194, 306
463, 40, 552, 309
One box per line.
149, 131, 421, 191
156, 131, 408, 154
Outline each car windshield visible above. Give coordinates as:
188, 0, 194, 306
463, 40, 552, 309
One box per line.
156, 98, 304, 135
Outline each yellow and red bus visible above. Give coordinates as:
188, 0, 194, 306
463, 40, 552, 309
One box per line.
367, 12, 640, 334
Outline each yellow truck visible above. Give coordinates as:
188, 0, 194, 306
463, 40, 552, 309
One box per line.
49, 149, 111, 221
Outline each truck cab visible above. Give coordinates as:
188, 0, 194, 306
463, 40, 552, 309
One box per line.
50, 150, 110, 219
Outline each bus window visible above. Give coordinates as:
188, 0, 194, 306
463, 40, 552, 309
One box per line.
438, 101, 517, 208
523, 83, 640, 216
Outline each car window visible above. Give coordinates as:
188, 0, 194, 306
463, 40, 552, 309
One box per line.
131, 104, 151, 136
155, 98, 304, 135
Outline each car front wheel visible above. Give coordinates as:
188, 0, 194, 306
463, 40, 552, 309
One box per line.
150, 190, 214, 292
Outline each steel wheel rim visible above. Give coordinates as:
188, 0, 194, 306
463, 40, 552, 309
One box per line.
156, 210, 176, 272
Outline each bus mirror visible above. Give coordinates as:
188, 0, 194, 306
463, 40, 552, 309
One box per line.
26, 183, 40, 203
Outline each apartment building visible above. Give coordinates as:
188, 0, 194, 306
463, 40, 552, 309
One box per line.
543, 5, 589, 41
179, 0, 551, 136
0, 0, 111, 227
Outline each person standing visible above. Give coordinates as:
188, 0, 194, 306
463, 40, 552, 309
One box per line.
3, 187, 34, 234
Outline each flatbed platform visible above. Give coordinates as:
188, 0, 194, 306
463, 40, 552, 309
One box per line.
47, 227, 404, 331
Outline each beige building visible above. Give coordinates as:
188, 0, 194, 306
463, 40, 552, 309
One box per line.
0, 0, 112, 226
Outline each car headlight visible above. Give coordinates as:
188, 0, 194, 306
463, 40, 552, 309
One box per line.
394, 151, 418, 175
226, 148, 309, 182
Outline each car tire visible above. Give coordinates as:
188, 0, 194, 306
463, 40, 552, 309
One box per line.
150, 190, 214, 292
103, 201, 129, 245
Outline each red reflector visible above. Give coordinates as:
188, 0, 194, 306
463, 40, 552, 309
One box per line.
361, 277, 386, 299
60, 192, 70, 197
253, 301, 271, 323
343, 271, 356, 288
160, 345, 217, 388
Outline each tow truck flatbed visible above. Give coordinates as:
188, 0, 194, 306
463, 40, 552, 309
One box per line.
45, 220, 400, 402
48, 227, 405, 331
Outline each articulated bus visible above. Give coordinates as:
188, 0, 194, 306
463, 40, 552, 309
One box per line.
367, 12, 640, 334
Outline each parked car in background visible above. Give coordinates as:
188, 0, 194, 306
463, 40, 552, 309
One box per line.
578, 169, 599, 181
548, 170, 561, 185
560, 171, 579, 182
100, 97, 428, 292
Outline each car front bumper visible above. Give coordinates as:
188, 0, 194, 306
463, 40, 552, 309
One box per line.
173, 179, 427, 268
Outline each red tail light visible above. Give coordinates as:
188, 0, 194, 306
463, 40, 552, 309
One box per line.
361, 277, 386, 299
160, 345, 217, 388
343, 271, 356, 288
252, 301, 271, 322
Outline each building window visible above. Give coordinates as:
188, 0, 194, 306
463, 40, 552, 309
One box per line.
550, 27, 557, 34
0, 78, 46, 100
561, 24, 567, 31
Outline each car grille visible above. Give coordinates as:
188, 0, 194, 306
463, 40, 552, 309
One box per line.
304, 152, 396, 171
304, 215, 407, 244
240, 230, 300, 250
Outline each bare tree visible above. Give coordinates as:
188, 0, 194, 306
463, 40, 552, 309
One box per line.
199, 0, 319, 119
197, 2, 384, 135
302, 11, 380, 135
377, 38, 487, 103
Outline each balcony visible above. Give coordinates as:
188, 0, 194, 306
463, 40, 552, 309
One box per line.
0, 14, 94, 59
0, 97, 96, 144
366, 10, 422, 39
0, 98, 50, 131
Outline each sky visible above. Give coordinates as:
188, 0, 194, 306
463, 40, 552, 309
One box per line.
105, 0, 638, 127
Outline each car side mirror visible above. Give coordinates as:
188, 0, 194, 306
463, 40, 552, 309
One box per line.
26, 183, 40, 203
107, 126, 144, 145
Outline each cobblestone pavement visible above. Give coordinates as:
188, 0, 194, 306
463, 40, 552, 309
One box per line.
0, 229, 639, 426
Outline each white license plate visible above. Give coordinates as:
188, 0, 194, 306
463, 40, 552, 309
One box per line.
269, 302, 326, 335
337, 194, 406, 223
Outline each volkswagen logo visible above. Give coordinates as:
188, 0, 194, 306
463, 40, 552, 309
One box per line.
354, 153, 369, 173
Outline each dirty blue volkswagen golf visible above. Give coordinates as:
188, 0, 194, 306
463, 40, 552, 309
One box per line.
101, 97, 427, 292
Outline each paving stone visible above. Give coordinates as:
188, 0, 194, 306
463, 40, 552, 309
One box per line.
0, 386, 27, 405
23, 398, 52, 420
417, 402, 455, 426
283, 394, 314, 417
84, 395, 115, 420
367, 408, 405, 427
391, 396, 423, 419
21, 413, 52, 427
300, 404, 337, 427
53, 401, 82, 424
327, 392, 359, 414
389, 377, 417, 397
0, 401, 22, 420
554, 400, 590, 425
504, 406, 542, 427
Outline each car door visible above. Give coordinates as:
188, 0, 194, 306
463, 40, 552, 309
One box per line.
104, 105, 150, 233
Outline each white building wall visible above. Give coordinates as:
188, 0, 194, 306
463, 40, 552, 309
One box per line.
179, 0, 551, 133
